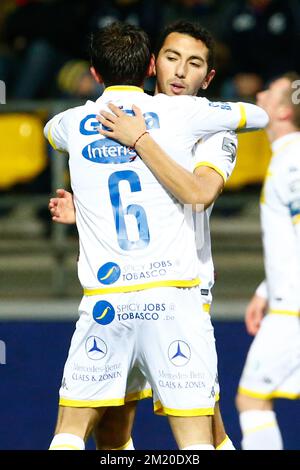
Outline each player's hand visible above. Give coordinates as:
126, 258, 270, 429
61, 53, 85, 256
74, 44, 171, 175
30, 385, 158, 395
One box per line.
49, 189, 76, 224
244, 294, 268, 336
97, 103, 146, 147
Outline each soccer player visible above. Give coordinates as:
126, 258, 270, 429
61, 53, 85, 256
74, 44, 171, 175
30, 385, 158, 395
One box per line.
49, 20, 232, 450
235, 73, 300, 450
46, 21, 268, 451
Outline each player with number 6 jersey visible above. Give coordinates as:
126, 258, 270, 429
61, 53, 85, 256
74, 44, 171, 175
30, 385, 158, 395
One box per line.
45, 88, 267, 295
45, 21, 268, 451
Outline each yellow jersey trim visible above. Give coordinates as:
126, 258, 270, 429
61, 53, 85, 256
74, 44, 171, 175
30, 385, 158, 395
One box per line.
47, 124, 58, 150
238, 386, 300, 400
47, 123, 66, 153
260, 169, 273, 204
215, 393, 220, 402
238, 387, 270, 399
105, 85, 144, 93
59, 389, 152, 408
125, 388, 152, 402
59, 397, 126, 407
244, 422, 276, 436
216, 435, 230, 450
292, 214, 300, 225
84, 278, 201, 296
49, 444, 82, 450
272, 136, 300, 158
203, 303, 211, 314
153, 400, 214, 417
269, 309, 299, 317
272, 391, 300, 399
237, 103, 247, 130
110, 438, 133, 451
194, 161, 227, 184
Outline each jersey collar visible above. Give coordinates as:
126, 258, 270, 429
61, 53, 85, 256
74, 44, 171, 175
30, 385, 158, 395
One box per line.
272, 131, 300, 153
104, 85, 144, 93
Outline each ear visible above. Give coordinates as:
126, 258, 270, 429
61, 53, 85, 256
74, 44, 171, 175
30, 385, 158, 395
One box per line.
90, 66, 103, 84
201, 69, 216, 90
146, 54, 156, 78
278, 104, 293, 121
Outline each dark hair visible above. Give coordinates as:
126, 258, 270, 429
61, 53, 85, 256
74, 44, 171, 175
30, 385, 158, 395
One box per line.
90, 22, 152, 87
282, 72, 300, 128
155, 20, 215, 72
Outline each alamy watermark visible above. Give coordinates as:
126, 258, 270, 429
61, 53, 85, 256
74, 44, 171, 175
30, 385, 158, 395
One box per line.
183, 203, 206, 250
118, 203, 205, 250
0, 340, 6, 364
0, 80, 6, 104
292, 80, 300, 105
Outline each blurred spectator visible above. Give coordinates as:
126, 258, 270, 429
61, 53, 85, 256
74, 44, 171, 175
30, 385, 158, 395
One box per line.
219, 0, 300, 100
89, 0, 163, 48
162, 0, 221, 33
0, 0, 92, 99
57, 0, 165, 99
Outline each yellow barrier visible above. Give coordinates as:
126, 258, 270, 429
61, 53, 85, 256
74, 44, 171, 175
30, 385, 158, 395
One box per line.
0, 113, 47, 189
226, 130, 272, 190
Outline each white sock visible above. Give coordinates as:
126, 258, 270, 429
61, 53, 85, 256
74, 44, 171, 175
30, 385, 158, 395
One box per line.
216, 435, 235, 450
240, 410, 283, 450
49, 433, 85, 450
111, 437, 135, 450
181, 444, 214, 450
122, 438, 135, 450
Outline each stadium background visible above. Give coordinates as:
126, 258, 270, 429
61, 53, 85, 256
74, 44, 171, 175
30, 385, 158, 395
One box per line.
0, 0, 300, 450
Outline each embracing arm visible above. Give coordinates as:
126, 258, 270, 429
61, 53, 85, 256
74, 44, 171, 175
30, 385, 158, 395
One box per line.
97, 103, 224, 210
135, 134, 224, 209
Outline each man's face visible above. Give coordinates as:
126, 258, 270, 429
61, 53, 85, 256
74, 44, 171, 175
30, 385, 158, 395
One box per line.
256, 78, 291, 122
155, 32, 215, 97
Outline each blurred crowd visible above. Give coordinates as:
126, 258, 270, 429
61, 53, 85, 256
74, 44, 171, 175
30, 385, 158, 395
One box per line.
0, 0, 299, 102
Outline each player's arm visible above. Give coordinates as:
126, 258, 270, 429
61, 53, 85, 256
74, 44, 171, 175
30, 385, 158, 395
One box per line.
226, 101, 269, 132
45, 110, 76, 224
44, 110, 70, 152
245, 282, 268, 336
192, 130, 237, 186
134, 134, 225, 209
98, 104, 224, 209
189, 98, 269, 135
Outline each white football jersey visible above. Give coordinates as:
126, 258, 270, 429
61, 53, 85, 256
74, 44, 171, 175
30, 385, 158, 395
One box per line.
192, 131, 238, 302
260, 132, 300, 312
45, 86, 267, 294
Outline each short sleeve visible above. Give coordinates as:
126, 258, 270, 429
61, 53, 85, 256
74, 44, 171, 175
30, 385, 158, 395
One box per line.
255, 280, 268, 299
192, 131, 238, 183
187, 97, 269, 137
44, 109, 71, 152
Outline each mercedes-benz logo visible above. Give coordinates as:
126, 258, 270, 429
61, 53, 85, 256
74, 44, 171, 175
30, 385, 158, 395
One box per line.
85, 336, 107, 360
168, 340, 191, 367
